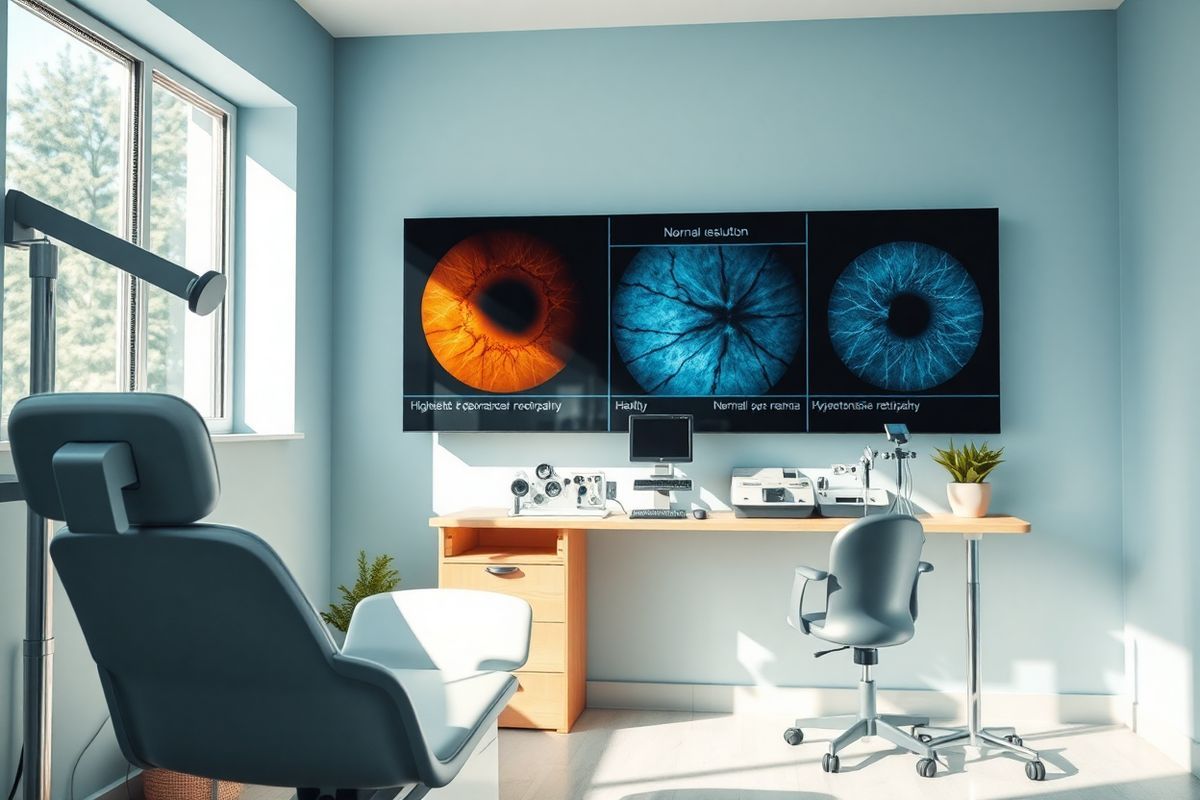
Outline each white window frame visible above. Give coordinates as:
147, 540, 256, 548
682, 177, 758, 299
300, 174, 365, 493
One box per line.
7, 0, 236, 431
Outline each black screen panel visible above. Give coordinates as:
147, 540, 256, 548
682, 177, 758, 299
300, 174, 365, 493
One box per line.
403, 209, 1000, 433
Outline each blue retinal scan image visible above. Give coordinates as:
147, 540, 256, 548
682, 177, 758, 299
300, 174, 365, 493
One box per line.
828, 241, 983, 391
612, 245, 804, 395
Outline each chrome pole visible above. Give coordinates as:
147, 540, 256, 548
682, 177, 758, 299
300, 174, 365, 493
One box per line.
860, 663, 876, 735
966, 534, 982, 746
22, 240, 57, 800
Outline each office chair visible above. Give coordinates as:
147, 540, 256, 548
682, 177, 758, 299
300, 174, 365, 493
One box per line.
8, 392, 532, 800
783, 513, 939, 778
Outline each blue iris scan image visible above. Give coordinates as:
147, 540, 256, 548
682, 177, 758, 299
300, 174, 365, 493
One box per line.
827, 241, 984, 392
612, 245, 804, 395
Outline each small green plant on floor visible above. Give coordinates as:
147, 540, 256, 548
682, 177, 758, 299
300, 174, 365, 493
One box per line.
931, 440, 1005, 484
321, 550, 401, 632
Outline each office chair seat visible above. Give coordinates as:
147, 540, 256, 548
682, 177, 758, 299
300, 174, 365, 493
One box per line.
800, 612, 826, 630
801, 610, 916, 649
7, 392, 533, 799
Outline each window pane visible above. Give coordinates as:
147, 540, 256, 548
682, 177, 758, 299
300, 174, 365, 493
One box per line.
3, 1, 130, 414
146, 76, 225, 418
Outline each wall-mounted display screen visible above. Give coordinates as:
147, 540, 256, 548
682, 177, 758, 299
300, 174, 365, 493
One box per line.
403, 209, 1000, 433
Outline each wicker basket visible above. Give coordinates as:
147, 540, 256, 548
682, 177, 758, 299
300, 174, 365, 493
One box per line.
142, 769, 243, 800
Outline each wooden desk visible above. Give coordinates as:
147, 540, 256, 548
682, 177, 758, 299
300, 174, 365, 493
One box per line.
430, 509, 1030, 733
430, 508, 1030, 534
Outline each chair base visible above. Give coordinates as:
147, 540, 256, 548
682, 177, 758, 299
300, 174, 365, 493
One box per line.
787, 668, 941, 767
793, 712, 939, 760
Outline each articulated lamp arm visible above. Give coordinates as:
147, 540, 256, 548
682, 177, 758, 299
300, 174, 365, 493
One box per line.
4, 189, 226, 315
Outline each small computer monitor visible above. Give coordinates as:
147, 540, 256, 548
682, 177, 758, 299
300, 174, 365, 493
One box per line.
628, 414, 693, 463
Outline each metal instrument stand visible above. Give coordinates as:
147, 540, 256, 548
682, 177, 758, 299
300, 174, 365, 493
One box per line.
915, 533, 1047, 781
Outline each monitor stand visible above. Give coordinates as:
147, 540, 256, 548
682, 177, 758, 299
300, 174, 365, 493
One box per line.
652, 463, 674, 510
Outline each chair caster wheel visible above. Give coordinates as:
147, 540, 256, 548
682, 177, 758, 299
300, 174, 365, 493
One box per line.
1025, 760, 1046, 781
822, 753, 840, 773
916, 758, 937, 778
1006, 734, 1024, 746
783, 727, 804, 745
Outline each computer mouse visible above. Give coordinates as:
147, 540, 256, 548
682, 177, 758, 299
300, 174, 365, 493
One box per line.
692, 509, 708, 520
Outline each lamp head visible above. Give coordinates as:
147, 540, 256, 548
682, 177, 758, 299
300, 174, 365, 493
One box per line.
883, 423, 910, 445
187, 271, 227, 316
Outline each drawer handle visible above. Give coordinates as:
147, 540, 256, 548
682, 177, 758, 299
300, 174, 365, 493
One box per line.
485, 565, 520, 576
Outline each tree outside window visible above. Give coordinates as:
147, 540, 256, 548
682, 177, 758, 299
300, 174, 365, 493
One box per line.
3, 0, 230, 421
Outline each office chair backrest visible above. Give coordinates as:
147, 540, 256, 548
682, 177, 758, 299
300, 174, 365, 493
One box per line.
822, 513, 926, 647
8, 393, 420, 788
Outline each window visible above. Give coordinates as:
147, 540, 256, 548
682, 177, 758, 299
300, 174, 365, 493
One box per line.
4, 0, 233, 425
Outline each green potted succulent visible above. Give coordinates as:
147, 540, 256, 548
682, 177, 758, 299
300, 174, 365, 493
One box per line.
322, 550, 401, 634
931, 440, 1004, 517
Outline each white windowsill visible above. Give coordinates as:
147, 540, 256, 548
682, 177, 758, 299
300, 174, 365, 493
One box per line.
211, 432, 305, 443
0, 431, 304, 452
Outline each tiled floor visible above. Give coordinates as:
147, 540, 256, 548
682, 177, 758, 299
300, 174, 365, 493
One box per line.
498, 710, 1200, 800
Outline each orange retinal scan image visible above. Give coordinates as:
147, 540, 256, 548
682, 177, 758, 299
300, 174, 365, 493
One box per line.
420, 230, 578, 393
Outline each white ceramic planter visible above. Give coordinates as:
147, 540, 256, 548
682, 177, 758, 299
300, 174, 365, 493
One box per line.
947, 482, 992, 517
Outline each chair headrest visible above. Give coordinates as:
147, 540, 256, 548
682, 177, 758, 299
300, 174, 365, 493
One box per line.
8, 393, 219, 532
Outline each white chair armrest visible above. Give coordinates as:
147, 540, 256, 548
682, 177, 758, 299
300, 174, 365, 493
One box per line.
342, 588, 532, 672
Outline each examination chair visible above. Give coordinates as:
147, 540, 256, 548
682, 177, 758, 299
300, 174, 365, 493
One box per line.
7, 392, 532, 800
783, 513, 939, 777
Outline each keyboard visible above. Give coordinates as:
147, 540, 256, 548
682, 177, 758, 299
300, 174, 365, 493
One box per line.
633, 478, 694, 491
629, 508, 688, 519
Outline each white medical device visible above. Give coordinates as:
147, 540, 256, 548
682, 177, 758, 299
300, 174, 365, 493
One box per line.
510, 464, 610, 517
730, 468, 817, 518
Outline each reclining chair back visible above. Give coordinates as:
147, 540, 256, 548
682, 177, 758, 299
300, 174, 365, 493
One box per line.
9, 393, 421, 789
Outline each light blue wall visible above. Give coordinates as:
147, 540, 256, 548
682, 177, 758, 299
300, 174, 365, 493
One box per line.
332, 12, 1124, 695
0, 1, 334, 796
1118, 0, 1200, 748
2, 4, 1167, 795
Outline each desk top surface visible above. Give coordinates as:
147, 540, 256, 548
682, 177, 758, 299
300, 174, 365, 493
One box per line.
430, 508, 1031, 534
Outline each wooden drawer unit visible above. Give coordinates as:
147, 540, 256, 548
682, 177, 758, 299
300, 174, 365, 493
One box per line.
524, 622, 566, 673
499, 671, 566, 730
439, 563, 564, 621
437, 525, 586, 733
